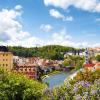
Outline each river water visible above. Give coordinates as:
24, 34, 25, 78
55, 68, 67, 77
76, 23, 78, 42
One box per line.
43, 72, 71, 89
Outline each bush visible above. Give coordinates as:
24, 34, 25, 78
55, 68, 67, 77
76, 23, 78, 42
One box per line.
0, 68, 46, 100
75, 70, 100, 82
0, 68, 100, 100
43, 70, 100, 100
96, 55, 100, 62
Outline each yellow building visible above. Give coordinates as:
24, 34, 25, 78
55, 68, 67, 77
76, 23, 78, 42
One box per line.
89, 47, 100, 57
0, 51, 13, 71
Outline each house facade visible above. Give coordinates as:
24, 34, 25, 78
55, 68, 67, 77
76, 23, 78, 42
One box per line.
14, 64, 37, 79
0, 46, 13, 71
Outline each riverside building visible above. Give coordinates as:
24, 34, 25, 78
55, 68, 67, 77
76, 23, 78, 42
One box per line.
0, 46, 13, 71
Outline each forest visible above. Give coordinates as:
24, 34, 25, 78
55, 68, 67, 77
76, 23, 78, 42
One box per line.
8, 45, 84, 60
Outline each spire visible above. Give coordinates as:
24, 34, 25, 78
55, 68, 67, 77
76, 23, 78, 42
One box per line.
85, 48, 89, 64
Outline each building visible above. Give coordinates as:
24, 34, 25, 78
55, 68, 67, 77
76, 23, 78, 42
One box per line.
64, 50, 85, 58
83, 48, 95, 71
0, 46, 13, 71
14, 64, 37, 79
83, 63, 95, 71
89, 48, 95, 57
85, 48, 89, 64
28, 57, 40, 65
13, 56, 29, 65
93, 47, 100, 56
89, 47, 100, 57
94, 62, 100, 70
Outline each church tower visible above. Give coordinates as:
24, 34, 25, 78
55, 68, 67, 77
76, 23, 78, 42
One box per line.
85, 48, 89, 64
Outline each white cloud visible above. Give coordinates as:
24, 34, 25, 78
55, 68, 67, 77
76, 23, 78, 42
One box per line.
0, 5, 99, 48
49, 9, 74, 21
64, 16, 74, 21
45, 29, 88, 48
40, 24, 53, 32
49, 9, 64, 19
14, 5, 22, 10
0, 37, 44, 47
44, 0, 100, 12
92, 43, 100, 47
0, 5, 45, 47
0, 6, 30, 42
52, 29, 72, 40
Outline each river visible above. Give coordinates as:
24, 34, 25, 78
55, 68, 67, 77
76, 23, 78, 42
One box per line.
43, 72, 71, 89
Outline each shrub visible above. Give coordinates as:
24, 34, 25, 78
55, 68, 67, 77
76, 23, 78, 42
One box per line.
0, 68, 100, 100
0, 68, 46, 100
75, 70, 100, 83
43, 70, 100, 100
96, 55, 100, 62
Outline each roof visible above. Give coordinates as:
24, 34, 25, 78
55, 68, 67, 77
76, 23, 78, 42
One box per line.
0, 52, 12, 54
83, 63, 95, 68
0, 46, 9, 52
16, 64, 37, 68
95, 62, 100, 66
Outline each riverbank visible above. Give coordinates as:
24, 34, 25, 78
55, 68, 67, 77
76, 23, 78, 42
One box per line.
64, 68, 84, 82
42, 71, 72, 89
42, 68, 84, 89
41, 70, 62, 80
41, 69, 76, 81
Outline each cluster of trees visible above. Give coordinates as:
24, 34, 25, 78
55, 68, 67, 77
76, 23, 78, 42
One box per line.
96, 55, 100, 62
0, 68, 46, 100
63, 55, 85, 70
0, 67, 99, 100
8, 45, 84, 60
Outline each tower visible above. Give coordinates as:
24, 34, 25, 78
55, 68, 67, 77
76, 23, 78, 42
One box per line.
85, 48, 89, 64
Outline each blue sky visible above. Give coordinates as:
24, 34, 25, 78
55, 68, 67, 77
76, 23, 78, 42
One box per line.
0, 0, 100, 48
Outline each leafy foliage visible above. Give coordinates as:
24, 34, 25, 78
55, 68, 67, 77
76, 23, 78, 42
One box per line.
0, 68, 46, 100
63, 55, 84, 70
43, 70, 100, 100
96, 55, 100, 62
8, 45, 84, 60
0, 67, 100, 100
75, 70, 100, 82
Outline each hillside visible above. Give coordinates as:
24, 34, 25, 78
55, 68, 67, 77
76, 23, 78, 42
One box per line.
8, 45, 84, 60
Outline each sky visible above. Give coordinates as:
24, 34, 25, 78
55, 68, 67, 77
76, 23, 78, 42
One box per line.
0, 0, 100, 48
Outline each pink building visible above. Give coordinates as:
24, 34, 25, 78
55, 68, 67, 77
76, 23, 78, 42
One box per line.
14, 64, 37, 79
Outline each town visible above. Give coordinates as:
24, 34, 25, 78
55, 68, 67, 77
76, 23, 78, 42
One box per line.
0, 46, 100, 81
0, 0, 100, 99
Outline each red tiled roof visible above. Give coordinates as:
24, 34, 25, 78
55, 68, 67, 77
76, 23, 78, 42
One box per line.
95, 62, 100, 66
83, 63, 95, 68
16, 64, 37, 68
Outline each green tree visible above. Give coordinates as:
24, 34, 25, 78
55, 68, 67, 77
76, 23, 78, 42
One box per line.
63, 59, 72, 66
8, 45, 84, 60
0, 68, 46, 100
96, 55, 100, 62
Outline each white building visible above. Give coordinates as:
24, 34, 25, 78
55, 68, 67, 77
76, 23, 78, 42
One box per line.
13, 56, 29, 64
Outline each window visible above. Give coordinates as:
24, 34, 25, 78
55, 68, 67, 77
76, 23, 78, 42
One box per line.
25, 68, 27, 71
3, 54, 5, 56
6, 54, 8, 56
3, 59, 5, 61
20, 69, 23, 71
3, 64, 5, 66
33, 69, 35, 71
6, 64, 8, 66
